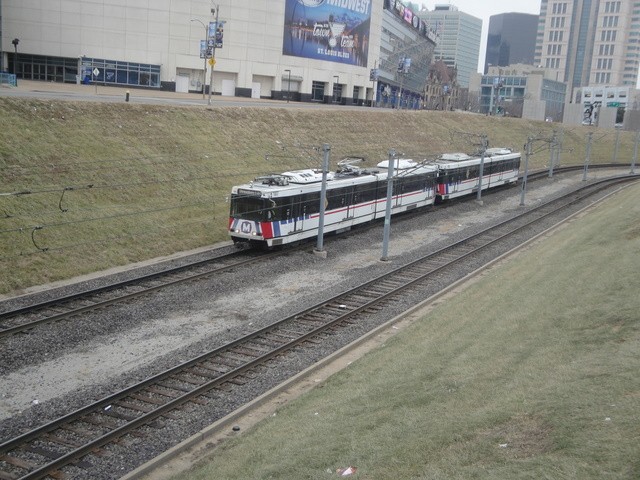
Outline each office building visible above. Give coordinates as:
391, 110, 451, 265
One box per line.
484, 13, 538, 73
468, 63, 567, 121
534, 0, 640, 92
416, 4, 482, 88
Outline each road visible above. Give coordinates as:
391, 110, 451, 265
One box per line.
0, 79, 379, 110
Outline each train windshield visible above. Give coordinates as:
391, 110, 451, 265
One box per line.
230, 194, 270, 221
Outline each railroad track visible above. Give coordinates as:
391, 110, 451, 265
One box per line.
1, 174, 637, 480
0, 247, 277, 338
0, 163, 631, 340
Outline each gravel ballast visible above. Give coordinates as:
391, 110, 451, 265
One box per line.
0, 169, 628, 479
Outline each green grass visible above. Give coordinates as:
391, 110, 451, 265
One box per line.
175, 183, 640, 480
0, 97, 637, 294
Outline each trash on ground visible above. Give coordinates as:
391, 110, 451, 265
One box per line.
337, 466, 357, 476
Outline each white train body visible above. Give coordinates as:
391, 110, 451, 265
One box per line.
435, 148, 521, 199
229, 149, 521, 247
229, 160, 438, 247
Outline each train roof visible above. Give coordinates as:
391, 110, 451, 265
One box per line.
231, 160, 437, 197
434, 148, 520, 169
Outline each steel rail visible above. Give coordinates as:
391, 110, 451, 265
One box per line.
0, 163, 630, 340
1, 174, 637, 479
0, 248, 276, 338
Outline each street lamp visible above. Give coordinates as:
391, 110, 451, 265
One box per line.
488, 67, 503, 115
190, 18, 208, 99
11, 38, 19, 84
284, 69, 291, 102
333, 75, 339, 103
208, 5, 220, 106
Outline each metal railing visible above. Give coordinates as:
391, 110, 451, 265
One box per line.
0, 73, 17, 86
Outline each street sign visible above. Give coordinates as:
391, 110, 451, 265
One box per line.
93, 68, 100, 76
208, 58, 216, 66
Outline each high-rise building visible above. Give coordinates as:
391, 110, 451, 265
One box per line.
416, 4, 482, 88
484, 13, 538, 73
534, 0, 640, 92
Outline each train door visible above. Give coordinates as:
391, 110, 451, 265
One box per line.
447, 168, 460, 195
279, 196, 296, 234
393, 178, 403, 207
344, 187, 356, 219
290, 195, 305, 232
488, 159, 504, 188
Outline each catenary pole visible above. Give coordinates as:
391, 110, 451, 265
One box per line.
631, 131, 639, 174
548, 129, 557, 178
476, 135, 488, 204
381, 149, 396, 261
315, 144, 330, 255
519, 137, 532, 206
583, 132, 593, 181
612, 125, 621, 163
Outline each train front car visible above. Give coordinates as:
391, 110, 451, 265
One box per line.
228, 172, 317, 248
434, 148, 521, 201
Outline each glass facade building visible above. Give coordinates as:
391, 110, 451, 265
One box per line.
485, 13, 538, 73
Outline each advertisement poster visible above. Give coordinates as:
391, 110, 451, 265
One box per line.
283, 0, 371, 67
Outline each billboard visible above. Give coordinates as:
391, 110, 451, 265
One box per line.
283, 0, 371, 67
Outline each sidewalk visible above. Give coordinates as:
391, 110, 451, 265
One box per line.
0, 79, 284, 106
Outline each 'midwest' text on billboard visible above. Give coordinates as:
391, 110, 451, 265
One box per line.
283, 0, 371, 67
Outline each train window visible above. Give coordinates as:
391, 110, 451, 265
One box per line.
327, 187, 348, 210
392, 178, 401, 196
230, 194, 269, 221
299, 192, 321, 216
354, 183, 375, 203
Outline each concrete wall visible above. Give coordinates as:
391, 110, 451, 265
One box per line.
563, 102, 619, 128
623, 110, 640, 131
522, 99, 545, 121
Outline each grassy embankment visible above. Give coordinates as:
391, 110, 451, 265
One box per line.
174, 182, 640, 480
0, 97, 635, 294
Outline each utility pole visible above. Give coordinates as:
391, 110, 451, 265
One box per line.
11, 38, 19, 85
548, 130, 557, 178
190, 19, 208, 99
476, 135, 488, 204
520, 137, 532, 206
314, 144, 330, 257
632, 131, 639, 174
381, 149, 396, 261
208, 5, 219, 106
612, 125, 621, 163
583, 132, 593, 182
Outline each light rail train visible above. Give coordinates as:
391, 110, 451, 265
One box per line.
228, 148, 521, 248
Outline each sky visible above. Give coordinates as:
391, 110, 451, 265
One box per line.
419, 1, 542, 72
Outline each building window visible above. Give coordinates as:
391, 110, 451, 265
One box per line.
311, 81, 325, 101
80, 57, 160, 88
